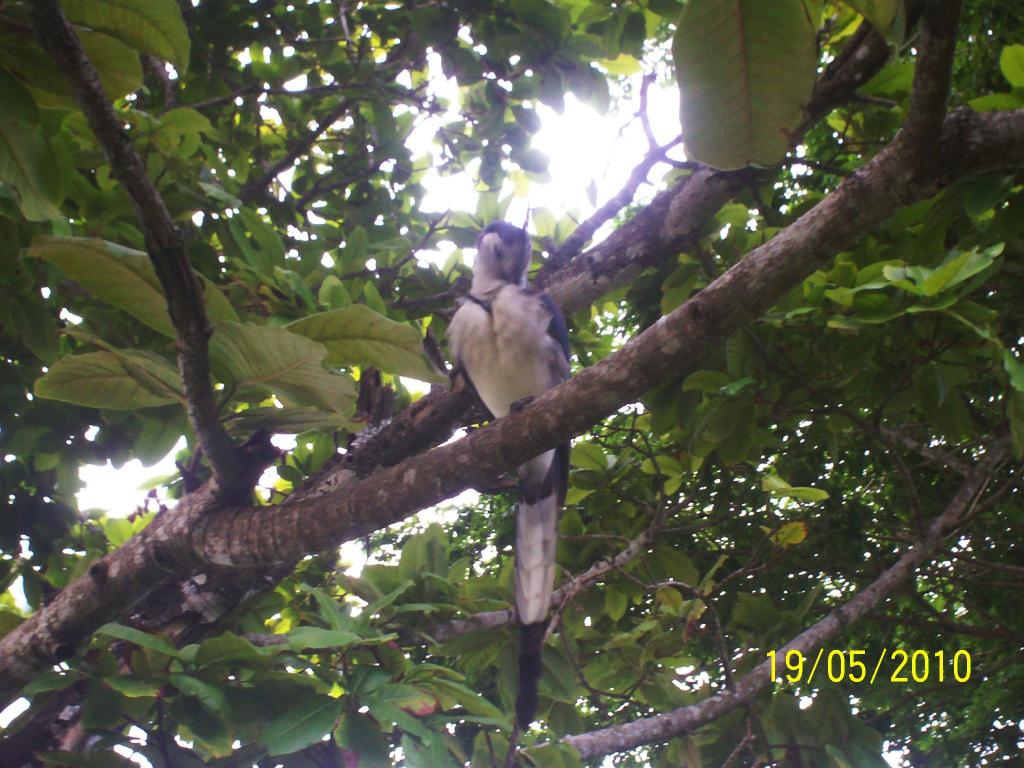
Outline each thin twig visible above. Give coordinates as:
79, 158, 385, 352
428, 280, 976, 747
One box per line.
30, 0, 252, 494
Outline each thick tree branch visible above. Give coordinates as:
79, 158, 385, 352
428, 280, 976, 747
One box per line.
1, 107, 1021, 707
561, 444, 1008, 759
29, 0, 251, 494
902, 0, 962, 169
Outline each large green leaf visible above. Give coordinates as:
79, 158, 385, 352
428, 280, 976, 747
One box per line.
61, 0, 191, 71
425, 678, 509, 726
672, 0, 817, 169
192, 632, 274, 669
286, 626, 362, 652
96, 622, 185, 659
209, 322, 355, 413
34, 350, 184, 409
28, 236, 239, 337
288, 304, 446, 383
762, 474, 829, 502
0, 72, 63, 221
0, 30, 142, 105
1000, 44, 1024, 88
399, 524, 450, 581
261, 695, 344, 756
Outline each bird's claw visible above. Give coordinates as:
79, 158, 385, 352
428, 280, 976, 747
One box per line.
510, 395, 535, 413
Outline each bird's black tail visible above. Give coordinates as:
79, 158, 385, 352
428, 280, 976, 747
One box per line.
515, 620, 546, 728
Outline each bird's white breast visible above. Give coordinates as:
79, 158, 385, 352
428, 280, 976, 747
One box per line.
449, 285, 562, 418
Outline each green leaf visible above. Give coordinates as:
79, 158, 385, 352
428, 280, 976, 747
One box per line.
599, 54, 642, 76
261, 695, 343, 756
310, 587, 357, 631
1009, 392, 1024, 460
472, 730, 510, 767
81, 679, 122, 730
399, 523, 450, 581
720, 377, 756, 397
96, 623, 183, 659
365, 683, 438, 716
716, 414, 755, 465
286, 626, 362, 652
604, 586, 628, 621
1004, 350, 1024, 393
765, 475, 827, 505
156, 107, 216, 137
920, 246, 1001, 296
346, 226, 369, 263
0, 29, 140, 107
193, 632, 272, 669
786, 486, 829, 502
318, 274, 350, 308
839, 0, 904, 43
731, 592, 780, 632
672, 0, 816, 169
20, 670, 73, 695
656, 585, 685, 616
170, 674, 229, 715
210, 322, 355, 413
35, 351, 183, 409
288, 305, 446, 383
402, 732, 457, 768
366, 701, 431, 738
335, 713, 391, 767
103, 675, 164, 697
425, 678, 510, 726
28, 236, 238, 337
570, 442, 608, 471
224, 406, 356, 436
170, 694, 232, 756
61, 0, 191, 71
770, 521, 808, 547
522, 742, 583, 768
761, 474, 828, 501
968, 93, 1024, 112
361, 579, 415, 620
82, 30, 145, 98
0, 73, 63, 221
962, 174, 1014, 217
682, 370, 731, 393
1000, 44, 1024, 87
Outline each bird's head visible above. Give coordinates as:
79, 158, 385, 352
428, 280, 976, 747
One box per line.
474, 221, 531, 288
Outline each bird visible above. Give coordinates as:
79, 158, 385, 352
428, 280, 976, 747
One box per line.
447, 221, 570, 729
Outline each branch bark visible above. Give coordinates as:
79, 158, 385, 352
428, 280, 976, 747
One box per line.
29, 0, 253, 495
562, 444, 1008, 759
903, 0, 962, 167
1, 105, 1021, 708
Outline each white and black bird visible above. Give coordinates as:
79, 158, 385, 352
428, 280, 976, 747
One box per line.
447, 221, 570, 728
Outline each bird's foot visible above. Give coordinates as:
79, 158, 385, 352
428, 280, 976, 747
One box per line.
510, 395, 535, 413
